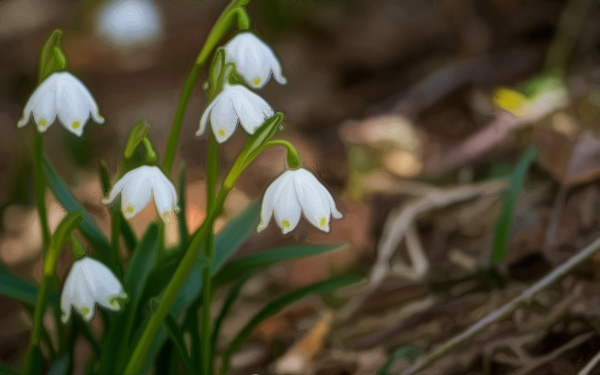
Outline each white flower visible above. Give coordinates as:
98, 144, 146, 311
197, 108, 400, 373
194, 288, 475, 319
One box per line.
258, 168, 343, 234
102, 165, 178, 224
196, 84, 274, 143
224, 32, 286, 89
96, 0, 164, 49
61, 257, 127, 323
18, 72, 104, 137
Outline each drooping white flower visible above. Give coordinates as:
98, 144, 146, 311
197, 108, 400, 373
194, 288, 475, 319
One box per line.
95, 0, 164, 50
258, 168, 343, 234
224, 32, 287, 89
18, 72, 104, 137
196, 84, 274, 143
102, 165, 178, 224
61, 257, 127, 323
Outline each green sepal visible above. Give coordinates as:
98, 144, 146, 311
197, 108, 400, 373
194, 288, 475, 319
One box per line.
38, 29, 68, 83
124, 120, 151, 160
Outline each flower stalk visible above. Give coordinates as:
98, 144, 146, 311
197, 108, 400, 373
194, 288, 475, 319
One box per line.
162, 0, 251, 173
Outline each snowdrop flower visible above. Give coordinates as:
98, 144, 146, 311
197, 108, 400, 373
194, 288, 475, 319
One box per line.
224, 32, 286, 89
258, 168, 343, 234
18, 72, 104, 137
96, 0, 164, 50
61, 257, 127, 323
102, 165, 177, 224
196, 84, 274, 143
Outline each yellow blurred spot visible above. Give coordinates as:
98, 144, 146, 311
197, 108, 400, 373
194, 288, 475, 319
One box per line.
71, 120, 81, 129
493, 87, 528, 115
252, 77, 261, 87
217, 129, 226, 138
281, 219, 291, 229
80, 307, 90, 317
319, 217, 327, 227
38, 118, 47, 130
162, 211, 171, 223
124, 205, 135, 215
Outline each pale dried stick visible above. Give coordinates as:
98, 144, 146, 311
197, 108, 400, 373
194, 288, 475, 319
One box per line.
400, 234, 600, 375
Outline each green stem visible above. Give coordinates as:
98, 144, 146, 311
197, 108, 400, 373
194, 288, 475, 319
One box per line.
264, 140, 302, 168
33, 132, 51, 252
124, 188, 229, 375
200, 100, 220, 375
110, 206, 123, 277
162, 0, 250, 173
24, 211, 83, 373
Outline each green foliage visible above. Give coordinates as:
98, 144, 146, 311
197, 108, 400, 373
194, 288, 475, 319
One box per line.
38, 29, 67, 82
214, 243, 347, 287
377, 345, 420, 375
0, 264, 57, 306
221, 275, 365, 374
491, 145, 538, 263
43, 158, 112, 262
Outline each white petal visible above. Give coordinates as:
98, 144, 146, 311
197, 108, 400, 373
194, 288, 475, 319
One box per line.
55, 73, 100, 136
102, 169, 135, 205
82, 259, 127, 312
151, 168, 177, 223
225, 32, 283, 89
293, 170, 332, 232
197, 97, 218, 136
272, 173, 302, 234
229, 85, 273, 134
210, 94, 239, 143
120, 168, 153, 218
27, 75, 59, 132
61, 259, 95, 322
258, 172, 292, 232
17, 75, 57, 128
266, 47, 287, 85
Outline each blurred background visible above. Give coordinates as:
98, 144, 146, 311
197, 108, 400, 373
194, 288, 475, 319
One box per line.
3, 0, 600, 373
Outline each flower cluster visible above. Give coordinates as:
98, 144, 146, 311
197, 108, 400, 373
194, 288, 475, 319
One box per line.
19, 28, 342, 325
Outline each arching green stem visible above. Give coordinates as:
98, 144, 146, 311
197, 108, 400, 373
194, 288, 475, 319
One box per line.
264, 139, 302, 168
162, 0, 251, 173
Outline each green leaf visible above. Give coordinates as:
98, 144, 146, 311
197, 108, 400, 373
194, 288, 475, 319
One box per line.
0, 362, 19, 375
164, 314, 196, 375
211, 274, 249, 350
43, 158, 112, 262
221, 275, 365, 374
213, 199, 260, 272
492, 145, 538, 263
377, 345, 420, 375
103, 224, 160, 374
214, 243, 347, 288
130, 201, 260, 373
124, 120, 150, 159
38, 29, 67, 83
0, 264, 57, 307
177, 165, 189, 245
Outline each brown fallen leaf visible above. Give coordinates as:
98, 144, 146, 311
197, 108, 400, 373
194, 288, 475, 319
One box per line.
274, 311, 333, 375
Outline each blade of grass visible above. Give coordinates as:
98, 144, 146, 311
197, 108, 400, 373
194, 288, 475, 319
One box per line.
491, 145, 537, 263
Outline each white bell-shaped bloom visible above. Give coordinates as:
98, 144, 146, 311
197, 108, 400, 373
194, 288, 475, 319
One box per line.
258, 168, 343, 234
196, 83, 274, 143
102, 165, 177, 224
95, 0, 164, 50
224, 32, 287, 89
18, 72, 104, 137
61, 257, 127, 323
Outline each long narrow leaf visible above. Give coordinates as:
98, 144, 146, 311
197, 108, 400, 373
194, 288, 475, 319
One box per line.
492, 145, 538, 263
0, 264, 57, 306
131, 200, 260, 373
164, 314, 196, 375
102, 224, 160, 374
43, 158, 112, 261
214, 243, 347, 288
221, 275, 365, 374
